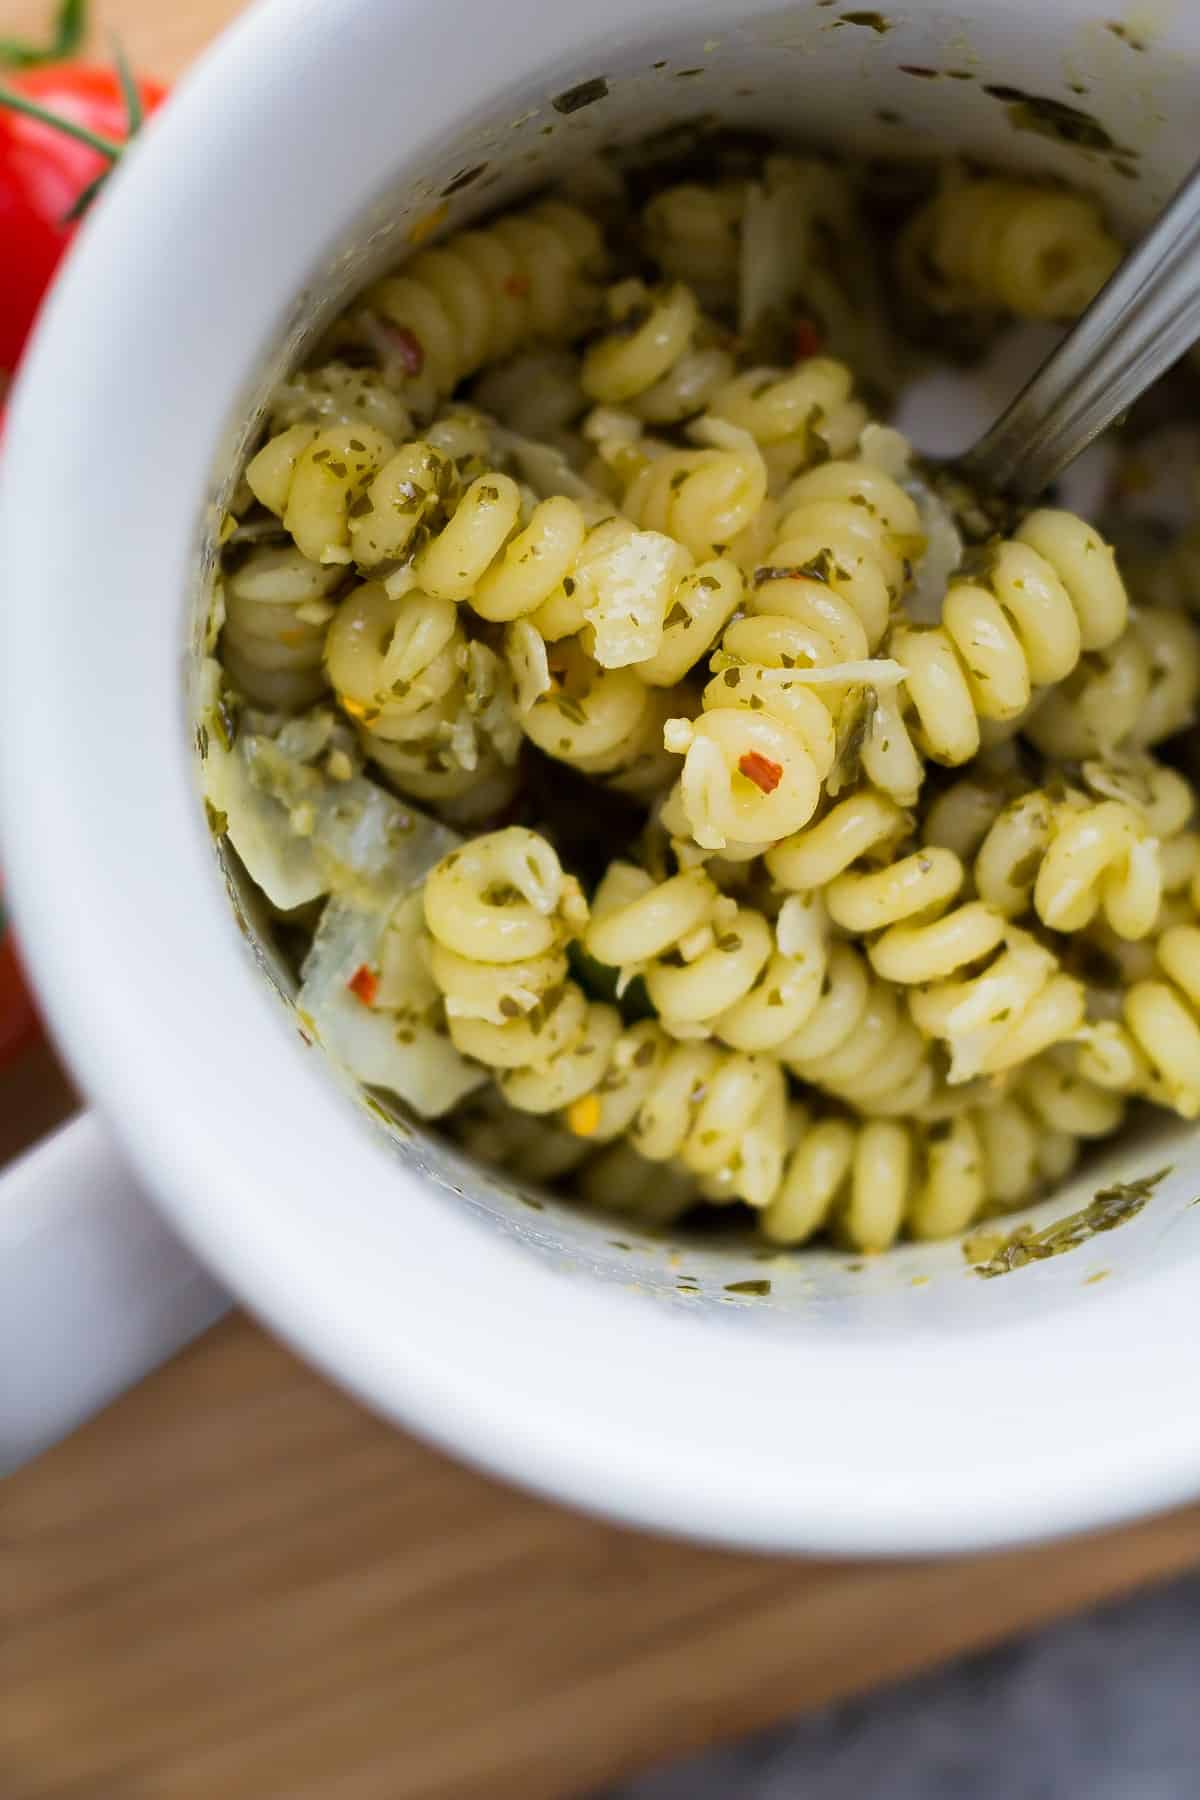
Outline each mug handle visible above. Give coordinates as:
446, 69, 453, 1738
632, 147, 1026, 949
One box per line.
0, 1110, 229, 1472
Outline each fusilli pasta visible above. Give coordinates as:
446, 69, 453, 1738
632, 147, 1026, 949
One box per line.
891, 509, 1128, 768
220, 543, 345, 710
1025, 607, 1200, 758
208, 134, 1200, 1260
583, 859, 941, 1115
423, 829, 791, 1206
971, 771, 1187, 941
580, 279, 735, 425
642, 181, 745, 311
324, 580, 520, 818
1077, 916, 1200, 1117
663, 457, 923, 850
359, 199, 606, 414
898, 174, 1120, 321
762, 1049, 1120, 1248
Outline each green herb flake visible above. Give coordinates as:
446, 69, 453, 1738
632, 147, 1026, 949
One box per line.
834, 10, 891, 33
966, 1167, 1170, 1279
441, 162, 489, 196
755, 546, 837, 588
724, 1278, 771, 1296
552, 76, 610, 115
983, 84, 1117, 151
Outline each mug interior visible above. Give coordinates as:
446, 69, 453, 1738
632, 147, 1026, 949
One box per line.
7, 0, 1200, 1552
199, 1, 1200, 1328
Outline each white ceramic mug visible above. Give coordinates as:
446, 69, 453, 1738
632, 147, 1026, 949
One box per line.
4, 0, 1200, 1549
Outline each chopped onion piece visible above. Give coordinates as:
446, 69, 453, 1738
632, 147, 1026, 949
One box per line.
299, 893, 484, 1119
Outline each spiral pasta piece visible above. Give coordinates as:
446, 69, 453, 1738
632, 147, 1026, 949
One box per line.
1025, 607, 1200, 758
891, 509, 1128, 769
1076, 916, 1200, 1118
927, 754, 1197, 944
972, 775, 1185, 942
663, 456, 925, 849
616, 419, 771, 564
251, 419, 744, 689
583, 858, 941, 1116
267, 361, 415, 442
642, 181, 746, 311
898, 175, 1120, 321
705, 359, 869, 490
422, 830, 790, 1206
767, 792, 1013, 994
575, 1047, 1117, 1250
580, 279, 736, 425
220, 543, 346, 710
907, 925, 1086, 1085
509, 635, 686, 799
324, 580, 519, 818
359, 199, 607, 412
760, 1065, 1105, 1249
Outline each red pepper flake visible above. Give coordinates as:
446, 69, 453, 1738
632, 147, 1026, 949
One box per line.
348, 964, 379, 1007
382, 323, 425, 376
791, 318, 822, 361
738, 751, 784, 794
503, 273, 531, 298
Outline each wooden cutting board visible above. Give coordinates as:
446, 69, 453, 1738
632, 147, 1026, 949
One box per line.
5, 4, 1200, 1796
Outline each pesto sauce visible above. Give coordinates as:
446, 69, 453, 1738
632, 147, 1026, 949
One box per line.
964, 1167, 1170, 1278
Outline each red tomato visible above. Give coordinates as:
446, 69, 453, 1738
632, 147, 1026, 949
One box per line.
0, 64, 166, 375
0, 912, 40, 1066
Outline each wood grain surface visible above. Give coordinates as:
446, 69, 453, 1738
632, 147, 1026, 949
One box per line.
6, 1313, 1200, 1800
4, 3, 1200, 1797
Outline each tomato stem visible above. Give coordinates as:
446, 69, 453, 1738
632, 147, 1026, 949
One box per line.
0, 0, 86, 70
0, 80, 123, 159
109, 31, 143, 136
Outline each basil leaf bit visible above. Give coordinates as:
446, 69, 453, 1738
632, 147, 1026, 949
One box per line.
0, 0, 85, 69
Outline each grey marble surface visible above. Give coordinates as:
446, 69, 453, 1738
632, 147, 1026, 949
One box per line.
605, 1572, 1200, 1799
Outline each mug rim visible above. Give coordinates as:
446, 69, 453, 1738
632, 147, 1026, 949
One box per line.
3, 0, 1200, 1554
